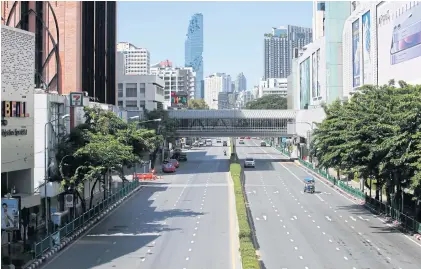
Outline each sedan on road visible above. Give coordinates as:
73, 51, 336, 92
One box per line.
260, 141, 267, 147
244, 157, 255, 168
162, 162, 176, 173
239, 140, 245, 144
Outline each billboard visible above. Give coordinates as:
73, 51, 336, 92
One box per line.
377, 2, 421, 85
1, 198, 20, 230
352, 19, 361, 87
312, 53, 317, 98
171, 91, 188, 108
300, 57, 310, 109
362, 11, 373, 85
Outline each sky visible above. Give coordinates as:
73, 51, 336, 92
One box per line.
117, 1, 313, 87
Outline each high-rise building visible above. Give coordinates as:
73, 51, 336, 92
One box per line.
150, 60, 196, 108
235, 72, 247, 92
204, 73, 232, 109
117, 42, 150, 75
1, 1, 117, 105
264, 25, 312, 79
313, 1, 326, 41
185, 13, 204, 99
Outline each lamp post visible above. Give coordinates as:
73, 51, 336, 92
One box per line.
44, 114, 69, 236
295, 121, 315, 161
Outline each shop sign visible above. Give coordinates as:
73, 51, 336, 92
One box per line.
70, 92, 84, 107
2, 128, 28, 137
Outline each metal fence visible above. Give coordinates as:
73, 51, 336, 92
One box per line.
33, 180, 141, 258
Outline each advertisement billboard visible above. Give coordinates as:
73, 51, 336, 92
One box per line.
352, 19, 361, 87
377, 2, 421, 85
362, 11, 373, 85
300, 57, 310, 109
171, 91, 188, 108
312, 53, 317, 98
1, 198, 20, 230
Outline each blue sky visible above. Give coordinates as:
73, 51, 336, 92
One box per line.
117, 1, 313, 87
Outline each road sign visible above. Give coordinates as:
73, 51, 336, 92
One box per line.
70, 92, 84, 107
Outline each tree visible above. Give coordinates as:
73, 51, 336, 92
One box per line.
311, 82, 421, 219
188, 99, 209, 110
245, 95, 287, 109
54, 106, 161, 211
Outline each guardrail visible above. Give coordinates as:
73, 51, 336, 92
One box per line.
33, 180, 141, 258
269, 144, 421, 235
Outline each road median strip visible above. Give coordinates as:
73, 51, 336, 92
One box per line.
230, 157, 260, 269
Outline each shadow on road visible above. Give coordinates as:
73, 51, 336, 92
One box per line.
56, 183, 204, 269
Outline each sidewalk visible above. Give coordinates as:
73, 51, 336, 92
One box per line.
1, 165, 145, 268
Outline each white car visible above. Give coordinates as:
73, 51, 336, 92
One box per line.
244, 157, 255, 168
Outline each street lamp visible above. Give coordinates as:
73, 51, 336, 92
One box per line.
44, 114, 69, 236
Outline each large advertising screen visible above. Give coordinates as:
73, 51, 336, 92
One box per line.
377, 2, 421, 85
300, 57, 310, 109
362, 11, 373, 85
1, 198, 20, 230
171, 91, 188, 108
352, 19, 361, 87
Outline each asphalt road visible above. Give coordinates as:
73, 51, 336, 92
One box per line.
41, 141, 240, 269
237, 138, 421, 269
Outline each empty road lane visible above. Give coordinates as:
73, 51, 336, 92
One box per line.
237, 138, 421, 269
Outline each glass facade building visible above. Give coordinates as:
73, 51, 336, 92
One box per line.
185, 13, 204, 99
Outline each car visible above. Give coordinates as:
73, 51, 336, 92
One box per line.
244, 157, 255, 168
246, 136, 251, 139
217, 139, 222, 143
169, 158, 179, 168
240, 137, 245, 139
260, 141, 267, 147
223, 141, 228, 146
162, 162, 176, 173
239, 140, 245, 144
199, 141, 204, 147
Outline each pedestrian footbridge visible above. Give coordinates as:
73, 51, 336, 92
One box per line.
168, 109, 297, 137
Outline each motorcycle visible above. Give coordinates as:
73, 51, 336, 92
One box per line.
224, 151, 227, 156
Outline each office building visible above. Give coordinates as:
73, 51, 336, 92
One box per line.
1, 1, 117, 105
204, 73, 232, 109
217, 92, 236, 109
264, 25, 312, 79
258, 78, 288, 97
185, 13, 204, 99
235, 72, 247, 92
150, 59, 196, 108
117, 42, 150, 75
117, 53, 165, 111
237, 90, 255, 108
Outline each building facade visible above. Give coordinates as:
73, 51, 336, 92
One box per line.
312, 1, 325, 41
342, 1, 421, 98
1, 25, 38, 210
235, 72, 247, 92
204, 73, 232, 109
1, 1, 117, 105
185, 13, 204, 99
150, 59, 196, 108
117, 42, 150, 75
258, 78, 288, 98
264, 25, 312, 79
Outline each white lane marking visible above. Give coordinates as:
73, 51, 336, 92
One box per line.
141, 258, 146, 262
263, 215, 267, 221
336, 247, 340, 251
294, 246, 298, 250
191, 240, 194, 243
256, 217, 260, 221
299, 256, 303, 260
329, 239, 333, 243
317, 226, 320, 229
293, 216, 298, 220
359, 216, 369, 221
195, 227, 198, 230
315, 194, 325, 202
186, 257, 190, 261
344, 256, 348, 260
290, 239, 294, 242
88, 232, 160, 237
193, 233, 196, 237
322, 232, 326, 235
312, 220, 316, 223
189, 248, 192, 252
350, 216, 357, 222
308, 214, 311, 217
325, 216, 332, 221
287, 232, 290, 235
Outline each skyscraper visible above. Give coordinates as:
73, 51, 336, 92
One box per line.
264, 25, 312, 79
185, 13, 204, 99
235, 72, 247, 92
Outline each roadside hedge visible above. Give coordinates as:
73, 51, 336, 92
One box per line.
230, 163, 260, 269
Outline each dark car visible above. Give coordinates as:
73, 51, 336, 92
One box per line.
261, 141, 267, 147
223, 141, 227, 146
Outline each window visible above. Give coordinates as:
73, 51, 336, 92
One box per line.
118, 101, 123, 107
118, 83, 123, 97
126, 100, 138, 107
125, 83, 137, 97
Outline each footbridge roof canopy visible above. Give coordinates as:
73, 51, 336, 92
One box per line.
168, 109, 297, 119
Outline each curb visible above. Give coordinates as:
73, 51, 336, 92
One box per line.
294, 160, 365, 204
25, 184, 143, 269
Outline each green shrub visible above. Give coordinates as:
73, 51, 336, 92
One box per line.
230, 163, 260, 269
